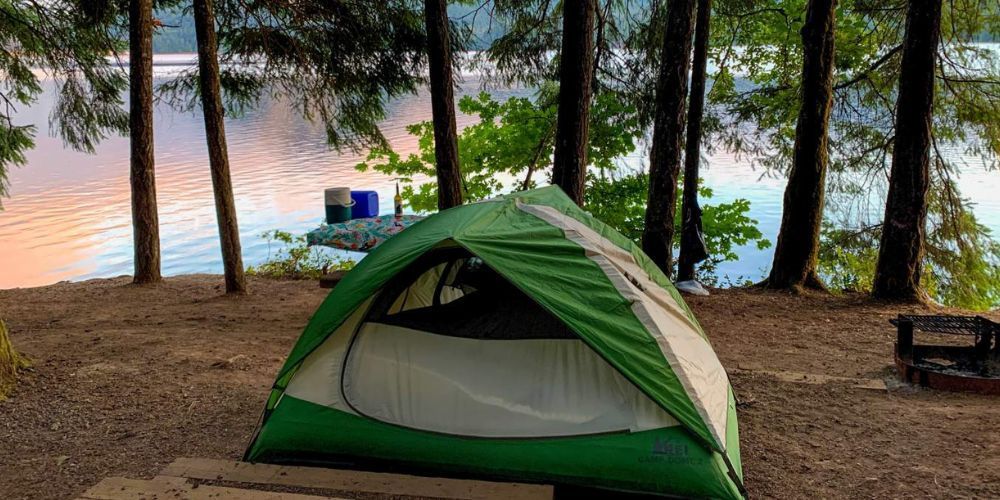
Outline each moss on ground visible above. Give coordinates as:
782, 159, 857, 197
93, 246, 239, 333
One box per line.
0, 319, 29, 400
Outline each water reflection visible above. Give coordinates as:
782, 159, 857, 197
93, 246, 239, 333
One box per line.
0, 77, 528, 288
0, 74, 996, 289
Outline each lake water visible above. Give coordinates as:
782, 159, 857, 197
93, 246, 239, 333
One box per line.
1, 66, 997, 289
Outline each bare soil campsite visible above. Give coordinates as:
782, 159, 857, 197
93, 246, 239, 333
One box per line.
0, 275, 996, 499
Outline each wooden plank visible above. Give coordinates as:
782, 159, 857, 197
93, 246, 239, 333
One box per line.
79, 476, 341, 500
162, 457, 554, 500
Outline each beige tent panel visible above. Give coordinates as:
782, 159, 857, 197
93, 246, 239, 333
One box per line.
283, 260, 680, 439
516, 201, 730, 451
342, 322, 679, 437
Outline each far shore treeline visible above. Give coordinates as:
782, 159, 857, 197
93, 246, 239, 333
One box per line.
0, 0, 998, 310
149, 5, 999, 54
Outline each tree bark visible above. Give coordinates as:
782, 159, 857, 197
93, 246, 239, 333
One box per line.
194, 0, 247, 295
873, 0, 942, 301
641, 0, 696, 277
677, 0, 712, 282
763, 0, 837, 291
424, 0, 463, 210
129, 0, 161, 284
551, 0, 595, 206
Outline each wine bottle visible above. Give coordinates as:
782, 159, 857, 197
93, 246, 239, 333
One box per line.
394, 182, 403, 218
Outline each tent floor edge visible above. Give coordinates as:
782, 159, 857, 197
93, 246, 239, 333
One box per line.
248, 395, 743, 500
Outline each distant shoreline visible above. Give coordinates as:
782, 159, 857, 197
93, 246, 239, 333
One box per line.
113, 44, 999, 71
108, 53, 198, 67
105, 52, 499, 78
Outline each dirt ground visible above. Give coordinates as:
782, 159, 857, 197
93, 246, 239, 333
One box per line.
1, 275, 998, 499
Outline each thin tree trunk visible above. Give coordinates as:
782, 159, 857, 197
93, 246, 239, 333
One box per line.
424, 0, 463, 210
763, 0, 837, 291
129, 0, 160, 284
873, 0, 942, 301
677, 0, 712, 282
551, 0, 595, 206
194, 0, 246, 294
641, 0, 697, 277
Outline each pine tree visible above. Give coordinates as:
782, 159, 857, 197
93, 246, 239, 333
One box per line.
677, 0, 713, 282
424, 0, 463, 210
161, 0, 428, 152
642, 0, 697, 276
873, 0, 944, 301
194, 0, 246, 294
551, 0, 596, 206
129, 0, 162, 284
763, 0, 837, 291
0, 0, 127, 205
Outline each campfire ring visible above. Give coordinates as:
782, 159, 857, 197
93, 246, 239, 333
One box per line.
892, 315, 1000, 395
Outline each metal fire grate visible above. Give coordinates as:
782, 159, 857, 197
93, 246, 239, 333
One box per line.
890, 314, 1000, 393
890, 314, 1000, 337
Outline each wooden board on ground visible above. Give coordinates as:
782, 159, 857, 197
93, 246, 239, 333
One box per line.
78, 475, 342, 500
161, 457, 554, 500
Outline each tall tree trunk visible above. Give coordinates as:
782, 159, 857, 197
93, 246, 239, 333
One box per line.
129, 0, 160, 284
551, 0, 595, 206
424, 0, 463, 210
763, 0, 837, 291
641, 0, 697, 277
677, 0, 712, 282
194, 0, 247, 295
873, 0, 942, 301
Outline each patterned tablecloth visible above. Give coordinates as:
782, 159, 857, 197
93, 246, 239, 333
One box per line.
306, 215, 423, 252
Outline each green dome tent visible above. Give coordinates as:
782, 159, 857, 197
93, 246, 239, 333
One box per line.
245, 186, 745, 499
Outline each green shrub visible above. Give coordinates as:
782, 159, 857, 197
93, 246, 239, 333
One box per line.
247, 230, 355, 280
357, 92, 769, 283
585, 173, 770, 282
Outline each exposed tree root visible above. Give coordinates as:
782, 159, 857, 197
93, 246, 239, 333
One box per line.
803, 271, 828, 292
756, 269, 829, 294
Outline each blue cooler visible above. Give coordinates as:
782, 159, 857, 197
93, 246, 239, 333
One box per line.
351, 190, 379, 219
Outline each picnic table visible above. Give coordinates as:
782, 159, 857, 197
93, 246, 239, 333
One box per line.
306, 214, 423, 252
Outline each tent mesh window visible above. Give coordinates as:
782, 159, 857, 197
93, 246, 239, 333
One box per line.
338, 248, 677, 438
367, 248, 577, 340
